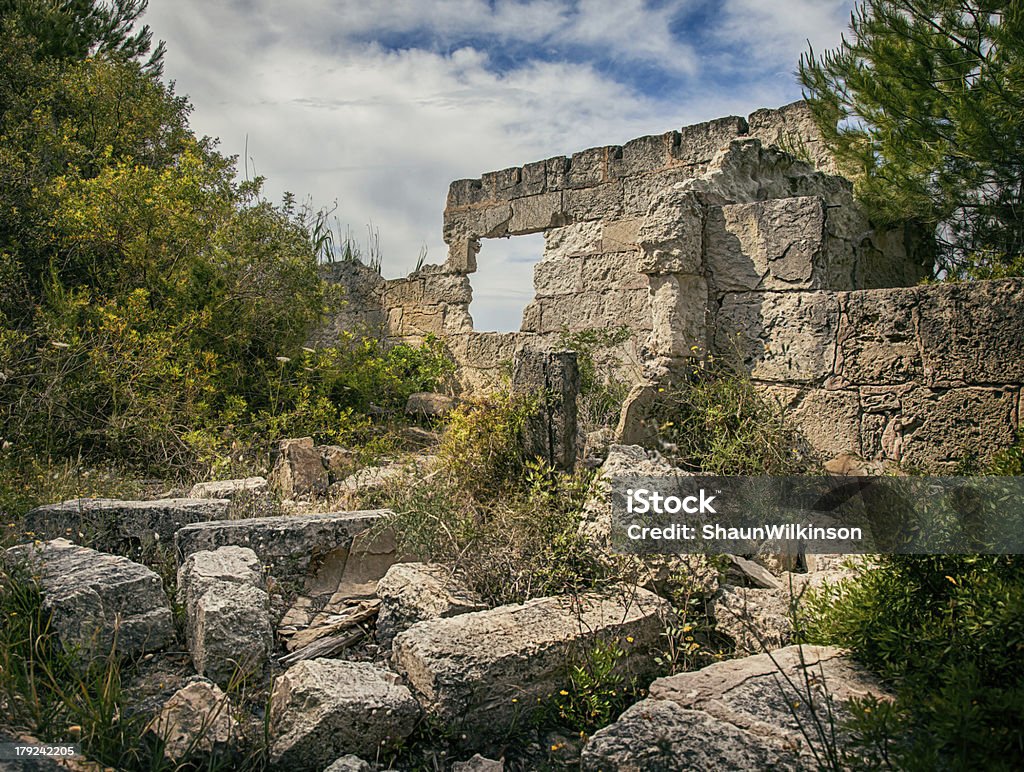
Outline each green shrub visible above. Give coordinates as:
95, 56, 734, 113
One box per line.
803, 555, 1024, 769
651, 358, 811, 475
557, 326, 635, 433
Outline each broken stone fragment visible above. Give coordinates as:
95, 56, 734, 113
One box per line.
3, 538, 175, 662
375, 562, 488, 644
323, 756, 372, 772
269, 658, 420, 771
405, 391, 457, 417
145, 679, 238, 763
269, 437, 328, 500
177, 546, 272, 686
188, 477, 268, 500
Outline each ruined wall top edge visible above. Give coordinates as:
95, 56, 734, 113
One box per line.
445, 101, 832, 211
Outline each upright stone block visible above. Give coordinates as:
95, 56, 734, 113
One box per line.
511, 349, 580, 470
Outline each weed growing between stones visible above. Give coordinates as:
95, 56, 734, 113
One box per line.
650, 351, 813, 475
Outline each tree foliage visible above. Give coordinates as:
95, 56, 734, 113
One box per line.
799, 1, 1024, 277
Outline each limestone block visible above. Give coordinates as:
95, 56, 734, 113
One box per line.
564, 182, 623, 222
323, 756, 371, 772
637, 188, 703, 275
605, 288, 652, 331
390, 587, 671, 742
600, 217, 643, 253
175, 510, 387, 589
442, 303, 475, 335
582, 645, 891, 770
580, 253, 646, 292
402, 306, 444, 336
648, 274, 708, 358
836, 287, 922, 385
189, 477, 268, 500
520, 300, 541, 332
536, 293, 606, 332
4, 539, 174, 660
463, 332, 522, 366
20, 498, 230, 557
670, 115, 748, 167
609, 133, 672, 178
382, 276, 424, 305
509, 191, 564, 233
405, 392, 457, 418
375, 562, 487, 643
270, 659, 420, 771
544, 155, 570, 190
178, 546, 272, 685
145, 680, 238, 763
917, 278, 1024, 386
747, 100, 839, 174
447, 178, 491, 209
855, 225, 929, 288
269, 437, 328, 500
709, 585, 793, 654
543, 221, 604, 258
705, 197, 826, 293
533, 258, 582, 296
622, 168, 697, 218
716, 291, 840, 384
422, 272, 472, 305
758, 385, 860, 459
443, 203, 512, 240
444, 235, 480, 274
895, 387, 1018, 470
567, 146, 608, 188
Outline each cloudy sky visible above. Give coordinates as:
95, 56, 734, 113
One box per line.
143, 0, 854, 331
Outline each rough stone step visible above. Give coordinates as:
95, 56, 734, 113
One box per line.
581, 644, 892, 770
21, 498, 231, 557
3, 538, 175, 661
391, 586, 671, 745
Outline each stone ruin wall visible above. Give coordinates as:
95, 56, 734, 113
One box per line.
320, 101, 1024, 471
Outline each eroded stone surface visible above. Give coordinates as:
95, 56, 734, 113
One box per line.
376, 563, 487, 644
4, 539, 174, 660
145, 679, 238, 763
391, 586, 670, 742
270, 659, 419, 771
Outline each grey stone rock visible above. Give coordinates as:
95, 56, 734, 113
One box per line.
404, 392, 457, 418
21, 498, 230, 556
583, 645, 892, 771
390, 586, 671, 743
174, 510, 387, 590
178, 547, 272, 685
145, 679, 238, 763
709, 585, 795, 655
322, 756, 371, 772
270, 437, 329, 500
4, 539, 174, 660
375, 563, 487, 644
270, 659, 419, 771
188, 477, 268, 500
724, 554, 782, 590
451, 754, 504, 771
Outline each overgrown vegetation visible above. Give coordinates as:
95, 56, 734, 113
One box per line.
650, 354, 812, 475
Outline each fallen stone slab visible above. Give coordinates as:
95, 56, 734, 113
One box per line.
581, 645, 892, 771
188, 477, 268, 500
178, 547, 272, 685
145, 679, 238, 763
376, 562, 487, 644
724, 554, 783, 590
270, 659, 419, 771
4, 538, 174, 660
269, 437, 329, 500
21, 498, 231, 557
391, 586, 671, 743
174, 510, 387, 590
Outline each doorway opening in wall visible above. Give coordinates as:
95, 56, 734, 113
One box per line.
468, 233, 545, 332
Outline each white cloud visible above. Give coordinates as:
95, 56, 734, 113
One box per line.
143, 0, 853, 331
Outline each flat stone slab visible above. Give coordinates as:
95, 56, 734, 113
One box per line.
270, 658, 419, 771
188, 477, 268, 500
174, 510, 388, 590
4, 538, 174, 660
581, 645, 892, 770
391, 586, 671, 742
21, 498, 231, 556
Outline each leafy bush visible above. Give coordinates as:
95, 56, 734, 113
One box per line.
651, 357, 812, 475
557, 326, 635, 433
803, 555, 1024, 769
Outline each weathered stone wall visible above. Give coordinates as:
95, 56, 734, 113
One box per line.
715, 278, 1024, 470
318, 100, 1023, 468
